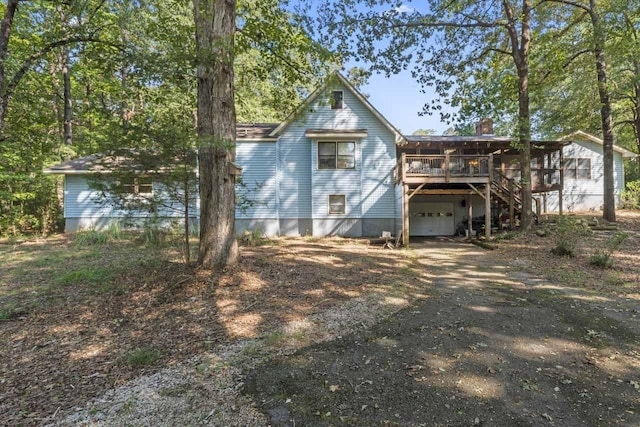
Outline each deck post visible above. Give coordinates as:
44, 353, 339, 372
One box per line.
467, 195, 472, 238
485, 183, 491, 239
401, 153, 407, 182
509, 180, 515, 230
402, 184, 409, 247
444, 152, 450, 182
558, 149, 564, 216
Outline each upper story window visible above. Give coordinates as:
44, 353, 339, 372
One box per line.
331, 90, 343, 109
318, 142, 355, 169
563, 158, 591, 179
122, 176, 153, 194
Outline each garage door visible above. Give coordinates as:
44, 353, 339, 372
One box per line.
409, 202, 455, 236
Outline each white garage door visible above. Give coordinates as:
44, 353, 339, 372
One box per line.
410, 202, 455, 236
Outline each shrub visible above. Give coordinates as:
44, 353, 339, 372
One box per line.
238, 228, 269, 246
621, 180, 640, 209
551, 216, 592, 257
75, 223, 122, 246
590, 232, 629, 268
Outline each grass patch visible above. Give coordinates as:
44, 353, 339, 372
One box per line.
55, 267, 115, 287
0, 304, 18, 320
124, 347, 162, 367
264, 331, 286, 347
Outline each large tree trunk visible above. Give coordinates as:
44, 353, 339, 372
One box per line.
505, 0, 533, 230
0, 0, 20, 136
590, 0, 616, 222
632, 60, 640, 171
194, 0, 238, 268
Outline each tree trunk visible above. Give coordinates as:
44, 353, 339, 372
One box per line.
193, 0, 238, 268
632, 60, 640, 170
0, 0, 20, 135
62, 48, 73, 145
590, 0, 616, 222
505, 0, 533, 231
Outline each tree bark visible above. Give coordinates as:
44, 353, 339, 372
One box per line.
504, 0, 533, 230
193, 0, 238, 268
0, 0, 20, 135
590, 0, 615, 222
62, 47, 73, 145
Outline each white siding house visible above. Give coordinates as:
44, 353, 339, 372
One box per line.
543, 131, 637, 212
45, 75, 638, 235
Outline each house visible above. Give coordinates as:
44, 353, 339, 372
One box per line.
45, 73, 637, 242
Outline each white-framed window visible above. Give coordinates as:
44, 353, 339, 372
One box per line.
563, 158, 591, 180
318, 141, 355, 169
328, 194, 346, 215
331, 90, 343, 109
122, 176, 153, 194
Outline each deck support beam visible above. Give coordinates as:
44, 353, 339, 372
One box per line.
402, 184, 409, 247
485, 184, 491, 239
467, 195, 472, 238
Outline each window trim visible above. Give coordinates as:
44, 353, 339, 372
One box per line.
563, 158, 591, 180
122, 176, 153, 195
317, 141, 356, 170
328, 194, 346, 215
331, 90, 344, 110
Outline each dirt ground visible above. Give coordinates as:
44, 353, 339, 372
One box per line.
1, 211, 639, 425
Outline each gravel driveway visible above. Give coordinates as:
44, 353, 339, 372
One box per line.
245, 240, 640, 426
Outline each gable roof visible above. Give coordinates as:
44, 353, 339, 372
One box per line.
269, 72, 407, 145
562, 130, 637, 158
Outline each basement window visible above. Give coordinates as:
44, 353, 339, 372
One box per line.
328, 195, 346, 215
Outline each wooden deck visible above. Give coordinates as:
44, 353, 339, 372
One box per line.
399, 154, 493, 184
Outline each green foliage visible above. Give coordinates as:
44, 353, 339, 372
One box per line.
551, 217, 592, 257
124, 347, 162, 367
0, 304, 18, 321
590, 232, 629, 269
621, 180, 640, 210
74, 223, 123, 246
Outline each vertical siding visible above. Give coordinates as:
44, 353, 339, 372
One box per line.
278, 82, 397, 221
235, 142, 278, 219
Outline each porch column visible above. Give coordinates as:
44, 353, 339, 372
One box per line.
559, 147, 564, 216
485, 184, 491, 239
402, 184, 409, 247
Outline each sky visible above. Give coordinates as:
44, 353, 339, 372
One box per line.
362, 71, 455, 135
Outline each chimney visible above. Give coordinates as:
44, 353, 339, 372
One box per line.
475, 118, 494, 136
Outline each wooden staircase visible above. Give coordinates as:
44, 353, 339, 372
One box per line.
490, 170, 540, 228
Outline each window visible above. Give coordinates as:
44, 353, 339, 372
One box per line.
122, 176, 153, 194
331, 90, 343, 109
563, 158, 591, 179
329, 195, 346, 215
318, 142, 355, 169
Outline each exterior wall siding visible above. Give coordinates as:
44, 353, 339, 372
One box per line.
276, 81, 397, 236
544, 140, 625, 212
235, 142, 278, 220
63, 175, 195, 231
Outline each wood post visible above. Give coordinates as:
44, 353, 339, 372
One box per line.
401, 153, 407, 182
509, 180, 515, 230
485, 183, 491, 239
559, 147, 563, 216
402, 184, 409, 247
467, 195, 472, 238
444, 152, 450, 182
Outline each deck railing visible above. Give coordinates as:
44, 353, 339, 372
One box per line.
401, 154, 491, 180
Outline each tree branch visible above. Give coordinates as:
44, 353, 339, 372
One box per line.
5, 34, 121, 99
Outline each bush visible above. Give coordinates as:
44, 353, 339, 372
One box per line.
590, 232, 629, 268
621, 180, 640, 209
551, 216, 592, 257
238, 228, 269, 246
